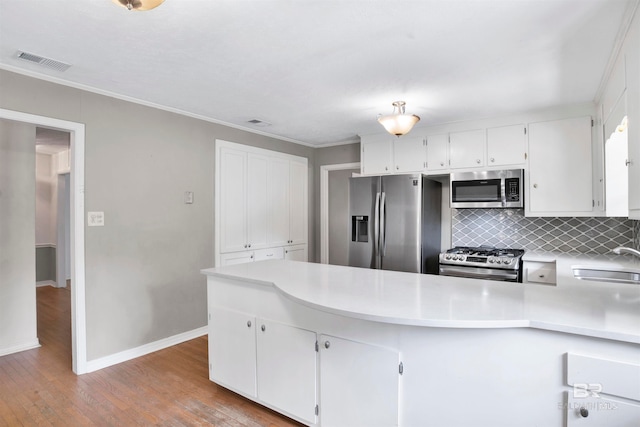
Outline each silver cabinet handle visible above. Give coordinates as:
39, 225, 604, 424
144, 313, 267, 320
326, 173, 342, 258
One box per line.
244, 244, 247, 248
440, 162, 444, 166
248, 244, 251, 248
490, 157, 495, 163
579, 407, 589, 418
476, 159, 481, 164
384, 166, 388, 171
324, 341, 330, 349
626, 159, 631, 166
261, 324, 266, 332
247, 320, 252, 328
396, 165, 399, 170
533, 184, 538, 189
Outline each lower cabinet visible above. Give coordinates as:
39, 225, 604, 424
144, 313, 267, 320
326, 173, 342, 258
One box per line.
565, 353, 640, 426
284, 244, 307, 261
318, 334, 400, 427
208, 307, 257, 397
256, 319, 317, 424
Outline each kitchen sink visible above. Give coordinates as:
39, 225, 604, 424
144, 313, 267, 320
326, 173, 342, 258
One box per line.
572, 266, 640, 285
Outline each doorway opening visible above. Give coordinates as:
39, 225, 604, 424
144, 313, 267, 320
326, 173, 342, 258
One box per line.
0, 108, 87, 374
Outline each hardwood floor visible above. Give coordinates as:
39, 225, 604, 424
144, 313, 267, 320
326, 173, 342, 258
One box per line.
0, 286, 304, 427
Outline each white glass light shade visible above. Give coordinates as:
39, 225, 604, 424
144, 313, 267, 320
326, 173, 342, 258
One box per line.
377, 101, 420, 136
112, 0, 165, 11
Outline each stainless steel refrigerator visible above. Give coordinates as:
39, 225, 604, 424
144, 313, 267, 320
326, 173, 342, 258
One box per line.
348, 174, 441, 274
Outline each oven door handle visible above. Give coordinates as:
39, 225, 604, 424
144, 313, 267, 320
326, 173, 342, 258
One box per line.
439, 265, 519, 282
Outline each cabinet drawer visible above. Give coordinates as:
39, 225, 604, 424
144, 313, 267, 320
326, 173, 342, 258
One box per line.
254, 247, 284, 261
567, 353, 640, 401
565, 394, 640, 426
524, 261, 556, 285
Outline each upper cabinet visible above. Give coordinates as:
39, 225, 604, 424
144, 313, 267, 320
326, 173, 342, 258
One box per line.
527, 116, 594, 216
486, 124, 527, 167
425, 134, 449, 171
449, 129, 486, 169
215, 140, 308, 266
360, 134, 426, 175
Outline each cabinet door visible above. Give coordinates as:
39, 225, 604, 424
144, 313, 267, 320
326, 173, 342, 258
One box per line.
284, 244, 307, 261
565, 394, 640, 426
208, 306, 257, 398
289, 161, 308, 245
267, 157, 290, 247
219, 147, 247, 253
449, 129, 486, 169
256, 319, 317, 424
528, 116, 593, 215
393, 135, 426, 172
319, 334, 400, 427
487, 124, 526, 166
361, 135, 393, 175
247, 153, 269, 249
425, 133, 449, 171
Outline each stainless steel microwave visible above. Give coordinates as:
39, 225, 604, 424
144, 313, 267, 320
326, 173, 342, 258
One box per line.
450, 169, 524, 208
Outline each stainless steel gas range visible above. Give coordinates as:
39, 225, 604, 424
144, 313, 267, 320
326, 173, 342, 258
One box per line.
438, 246, 525, 282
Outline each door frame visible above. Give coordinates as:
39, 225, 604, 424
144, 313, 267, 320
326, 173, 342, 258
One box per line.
320, 162, 360, 264
0, 108, 87, 375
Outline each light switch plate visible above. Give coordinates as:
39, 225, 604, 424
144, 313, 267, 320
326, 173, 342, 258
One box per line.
184, 191, 194, 204
88, 211, 105, 226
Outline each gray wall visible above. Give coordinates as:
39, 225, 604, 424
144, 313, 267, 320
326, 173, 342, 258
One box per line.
36, 246, 56, 282
313, 143, 361, 259
0, 119, 38, 352
0, 69, 316, 361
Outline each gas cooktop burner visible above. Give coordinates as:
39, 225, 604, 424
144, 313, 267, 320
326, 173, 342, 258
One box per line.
445, 246, 525, 258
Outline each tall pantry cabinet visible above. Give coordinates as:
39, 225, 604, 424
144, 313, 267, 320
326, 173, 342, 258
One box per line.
215, 140, 308, 266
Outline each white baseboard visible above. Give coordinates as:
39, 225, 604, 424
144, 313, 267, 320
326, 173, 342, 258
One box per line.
0, 339, 41, 357
36, 280, 57, 287
85, 326, 208, 374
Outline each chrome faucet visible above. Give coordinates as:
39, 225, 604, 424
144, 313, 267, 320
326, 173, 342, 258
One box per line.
612, 246, 640, 258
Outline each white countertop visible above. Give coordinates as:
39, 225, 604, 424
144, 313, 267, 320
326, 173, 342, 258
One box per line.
202, 260, 640, 344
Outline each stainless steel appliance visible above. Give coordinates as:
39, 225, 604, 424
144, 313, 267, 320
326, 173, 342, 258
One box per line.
439, 246, 525, 282
450, 169, 524, 209
348, 174, 442, 274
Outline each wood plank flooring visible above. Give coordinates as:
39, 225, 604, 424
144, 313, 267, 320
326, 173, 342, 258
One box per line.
0, 286, 304, 426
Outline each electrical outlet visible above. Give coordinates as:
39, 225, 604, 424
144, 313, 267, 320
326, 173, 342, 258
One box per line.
88, 211, 105, 226
184, 191, 194, 204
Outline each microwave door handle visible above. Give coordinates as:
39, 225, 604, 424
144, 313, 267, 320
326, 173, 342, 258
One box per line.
374, 192, 381, 268
501, 179, 507, 207
380, 192, 386, 257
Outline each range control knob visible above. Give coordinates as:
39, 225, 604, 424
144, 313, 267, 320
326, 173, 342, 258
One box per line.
502, 259, 510, 265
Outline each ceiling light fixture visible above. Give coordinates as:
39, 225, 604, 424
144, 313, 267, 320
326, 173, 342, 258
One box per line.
377, 101, 420, 137
112, 0, 165, 11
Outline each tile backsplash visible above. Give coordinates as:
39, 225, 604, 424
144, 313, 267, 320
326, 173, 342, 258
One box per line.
452, 209, 636, 255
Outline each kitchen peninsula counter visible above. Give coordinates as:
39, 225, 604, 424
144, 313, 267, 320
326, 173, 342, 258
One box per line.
202, 259, 640, 344
201, 260, 640, 427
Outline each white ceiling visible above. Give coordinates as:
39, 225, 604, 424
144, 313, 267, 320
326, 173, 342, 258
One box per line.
0, 0, 634, 146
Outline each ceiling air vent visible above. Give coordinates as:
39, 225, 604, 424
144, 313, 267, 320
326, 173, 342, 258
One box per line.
247, 119, 272, 127
16, 51, 71, 72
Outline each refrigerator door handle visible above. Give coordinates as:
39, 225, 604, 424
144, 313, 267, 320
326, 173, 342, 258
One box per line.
374, 192, 381, 265
380, 192, 386, 257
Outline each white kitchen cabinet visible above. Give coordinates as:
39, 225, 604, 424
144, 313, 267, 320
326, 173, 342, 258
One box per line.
256, 319, 317, 424
288, 160, 308, 245
253, 247, 284, 262
218, 146, 248, 253
624, 15, 640, 219
360, 134, 393, 175
392, 135, 427, 172
267, 157, 290, 247
318, 334, 400, 427
219, 251, 254, 266
486, 124, 527, 167
523, 260, 556, 285
425, 133, 449, 171
565, 353, 640, 426
215, 140, 308, 266
284, 244, 307, 261
527, 116, 594, 216
208, 306, 257, 398
361, 133, 426, 175
449, 129, 486, 169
